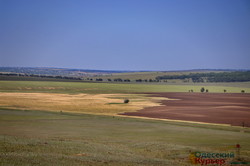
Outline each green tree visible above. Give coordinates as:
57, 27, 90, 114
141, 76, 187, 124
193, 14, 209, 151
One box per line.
124, 99, 130, 103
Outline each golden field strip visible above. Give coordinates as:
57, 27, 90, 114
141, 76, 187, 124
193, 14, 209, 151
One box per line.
0, 92, 166, 115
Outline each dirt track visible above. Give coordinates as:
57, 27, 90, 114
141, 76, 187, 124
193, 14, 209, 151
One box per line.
122, 93, 250, 127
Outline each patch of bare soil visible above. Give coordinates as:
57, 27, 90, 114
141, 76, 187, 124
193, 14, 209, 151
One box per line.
122, 93, 250, 127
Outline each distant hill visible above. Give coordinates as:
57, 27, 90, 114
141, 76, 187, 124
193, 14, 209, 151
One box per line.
0, 67, 131, 77
1, 67, 248, 76
1, 67, 249, 83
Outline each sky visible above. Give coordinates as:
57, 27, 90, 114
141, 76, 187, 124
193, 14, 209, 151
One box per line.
0, 0, 250, 71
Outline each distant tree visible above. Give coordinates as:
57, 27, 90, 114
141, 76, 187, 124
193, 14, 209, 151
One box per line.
206, 89, 209, 93
191, 89, 193, 92
108, 79, 112, 82
114, 78, 123, 82
241, 90, 245, 93
124, 99, 129, 103
200, 87, 205, 93
96, 78, 103, 81
224, 89, 227, 93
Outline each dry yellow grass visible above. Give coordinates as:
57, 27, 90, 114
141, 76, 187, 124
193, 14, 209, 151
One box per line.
0, 92, 166, 115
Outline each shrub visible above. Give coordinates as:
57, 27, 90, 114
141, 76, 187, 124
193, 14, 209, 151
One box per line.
124, 99, 130, 103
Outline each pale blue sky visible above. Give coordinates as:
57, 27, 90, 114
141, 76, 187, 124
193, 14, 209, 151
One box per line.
0, 0, 250, 70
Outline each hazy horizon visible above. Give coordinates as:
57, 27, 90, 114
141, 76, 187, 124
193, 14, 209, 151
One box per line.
1, 0, 250, 71
1, 66, 250, 72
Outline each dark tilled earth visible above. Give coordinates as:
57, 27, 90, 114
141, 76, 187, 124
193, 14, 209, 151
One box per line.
122, 93, 250, 127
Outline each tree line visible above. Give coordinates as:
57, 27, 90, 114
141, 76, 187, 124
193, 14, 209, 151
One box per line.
94, 78, 159, 82
156, 71, 250, 82
0, 73, 82, 80
0, 73, 160, 83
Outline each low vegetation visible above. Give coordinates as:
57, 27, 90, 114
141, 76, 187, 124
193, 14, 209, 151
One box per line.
0, 81, 249, 94
0, 109, 250, 166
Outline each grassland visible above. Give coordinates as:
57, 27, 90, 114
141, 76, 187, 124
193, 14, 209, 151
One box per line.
1, 80, 250, 94
1, 109, 250, 166
0, 80, 250, 165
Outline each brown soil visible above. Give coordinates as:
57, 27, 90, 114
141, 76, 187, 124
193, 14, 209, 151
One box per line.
122, 93, 250, 127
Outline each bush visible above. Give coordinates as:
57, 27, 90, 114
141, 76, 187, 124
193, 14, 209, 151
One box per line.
124, 99, 130, 103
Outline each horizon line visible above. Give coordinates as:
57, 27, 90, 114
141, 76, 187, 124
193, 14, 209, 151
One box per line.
0, 66, 250, 73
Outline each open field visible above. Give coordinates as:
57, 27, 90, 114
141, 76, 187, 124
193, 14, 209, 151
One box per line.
0, 92, 164, 115
1, 80, 249, 119
1, 80, 250, 94
1, 109, 250, 166
123, 93, 250, 127
0, 80, 250, 165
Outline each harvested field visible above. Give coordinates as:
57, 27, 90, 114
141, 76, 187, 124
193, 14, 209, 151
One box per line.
122, 93, 250, 127
0, 92, 163, 115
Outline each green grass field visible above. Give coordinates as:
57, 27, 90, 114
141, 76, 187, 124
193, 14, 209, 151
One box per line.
0, 80, 250, 165
1, 80, 250, 94
0, 109, 250, 166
